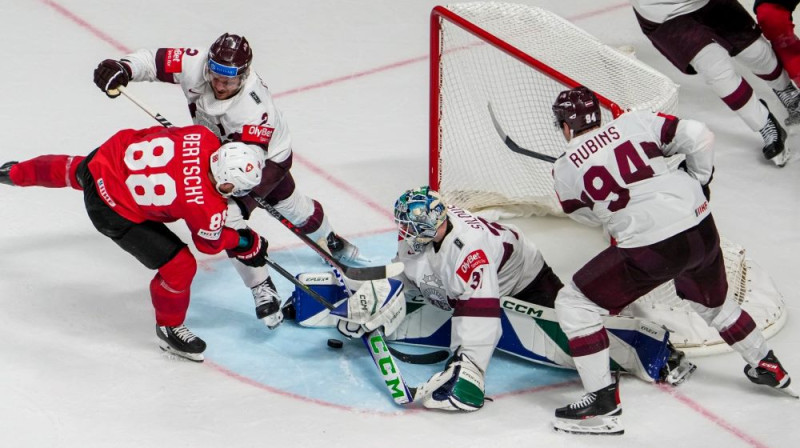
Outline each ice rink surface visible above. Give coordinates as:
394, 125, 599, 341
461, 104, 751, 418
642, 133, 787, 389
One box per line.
1, 1, 799, 447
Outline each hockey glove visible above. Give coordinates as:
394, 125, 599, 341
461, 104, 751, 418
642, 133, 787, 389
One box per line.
227, 228, 269, 267
332, 278, 406, 338
679, 160, 712, 202
415, 351, 485, 412
337, 319, 365, 339
94, 59, 131, 98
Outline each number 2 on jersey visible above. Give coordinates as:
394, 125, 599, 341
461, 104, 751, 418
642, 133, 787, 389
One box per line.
582, 140, 654, 212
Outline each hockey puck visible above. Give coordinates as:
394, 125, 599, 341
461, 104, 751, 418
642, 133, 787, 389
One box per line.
327, 338, 344, 349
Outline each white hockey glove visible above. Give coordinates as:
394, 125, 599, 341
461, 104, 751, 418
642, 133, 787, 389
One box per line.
415, 350, 485, 412
334, 278, 406, 339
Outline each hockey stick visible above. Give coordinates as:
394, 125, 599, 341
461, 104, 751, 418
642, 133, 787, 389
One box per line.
263, 257, 334, 311
487, 102, 557, 163
362, 329, 416, 405
328, 266, 449, 366
248, 195, 404, 282
387, 345, 449, 365
113, 86, 175, 127
116, 86, 404, 282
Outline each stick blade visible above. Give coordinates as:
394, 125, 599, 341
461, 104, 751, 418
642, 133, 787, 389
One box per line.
342, 261, 405, 281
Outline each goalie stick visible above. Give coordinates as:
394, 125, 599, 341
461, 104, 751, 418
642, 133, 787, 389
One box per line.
487, 102, 557, 163
327, 266, 450, 366
115, 85, 404, 281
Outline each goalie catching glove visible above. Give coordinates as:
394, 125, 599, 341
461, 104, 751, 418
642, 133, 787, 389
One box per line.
333, 278, 406, 339
415, 349, 485, 412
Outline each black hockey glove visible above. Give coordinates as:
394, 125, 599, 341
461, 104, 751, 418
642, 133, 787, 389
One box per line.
93, 59, 131, 98
678, 161, 712, 202
227, 228, 269, 267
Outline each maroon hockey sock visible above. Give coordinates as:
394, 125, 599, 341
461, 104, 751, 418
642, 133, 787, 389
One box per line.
9, 155, 85, 190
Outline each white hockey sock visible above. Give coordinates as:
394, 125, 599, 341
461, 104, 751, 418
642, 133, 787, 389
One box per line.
736, 36, 792, 91
691, 43, 769, 131
573, 348, 613, 393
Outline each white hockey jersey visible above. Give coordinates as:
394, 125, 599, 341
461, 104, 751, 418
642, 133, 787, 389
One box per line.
121, 47, 292, 164
394, 205, 545, 372
552, 110, 714, 248
629, 0, 710, 23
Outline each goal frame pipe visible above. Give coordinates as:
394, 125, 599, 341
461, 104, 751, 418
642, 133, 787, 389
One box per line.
429, 5, 624, 189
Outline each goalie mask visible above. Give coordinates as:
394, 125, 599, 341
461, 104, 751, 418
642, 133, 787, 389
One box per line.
210, 142, 263, 198
552, 85, 601, 135
394, 186, 447, 251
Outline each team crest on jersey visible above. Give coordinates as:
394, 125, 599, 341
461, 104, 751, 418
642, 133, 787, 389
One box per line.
456, 249, 489, 282
164, 48, 185, 73
420, 274, 450, 311
242, 125, 274, 145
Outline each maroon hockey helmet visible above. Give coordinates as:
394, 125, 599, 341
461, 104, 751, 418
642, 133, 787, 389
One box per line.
552, 86, 601, 135
208, 33, 252, 78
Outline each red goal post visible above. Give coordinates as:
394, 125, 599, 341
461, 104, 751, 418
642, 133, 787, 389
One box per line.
428, 2, 786, 354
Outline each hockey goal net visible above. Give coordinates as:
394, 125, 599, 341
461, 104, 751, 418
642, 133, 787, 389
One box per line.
430, 2, 786, 354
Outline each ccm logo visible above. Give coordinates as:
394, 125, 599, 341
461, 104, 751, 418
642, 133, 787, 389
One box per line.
242, 125, 274, 144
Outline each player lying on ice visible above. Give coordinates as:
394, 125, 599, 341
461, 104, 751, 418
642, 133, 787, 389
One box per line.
283, 186, 697, 412
549, 85, 794, 435
0, 125, 276, 362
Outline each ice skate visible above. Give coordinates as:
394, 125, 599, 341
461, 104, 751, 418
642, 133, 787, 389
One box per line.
0, 161, 17, 186
660, 341, 697, 386
156, 324, 206, 362
744, 350, 798, 398
252, 277, 284, 329
554, 372, 623, 435
774, 84, 800, 127
759, 100, 790, 167
326, 232, 370, 264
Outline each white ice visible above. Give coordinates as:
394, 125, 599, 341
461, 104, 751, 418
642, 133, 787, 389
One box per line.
0, 1, 798, 447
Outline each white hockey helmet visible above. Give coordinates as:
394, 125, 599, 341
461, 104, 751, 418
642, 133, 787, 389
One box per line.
210, 142, 264, 198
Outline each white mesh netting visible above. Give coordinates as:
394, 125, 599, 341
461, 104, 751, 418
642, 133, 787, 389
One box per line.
433, 2, 678, 216
431, 3, 785, 354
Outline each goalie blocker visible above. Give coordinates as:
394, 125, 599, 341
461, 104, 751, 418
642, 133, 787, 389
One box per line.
287, 273, 695, 387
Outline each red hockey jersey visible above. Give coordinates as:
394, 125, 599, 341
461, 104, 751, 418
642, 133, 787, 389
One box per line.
87, 125, 240, 254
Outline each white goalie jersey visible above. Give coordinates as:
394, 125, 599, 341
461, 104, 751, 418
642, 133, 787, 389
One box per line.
120, 47, 292, 164
552, 110, 714, 248
394, 205, 546, 372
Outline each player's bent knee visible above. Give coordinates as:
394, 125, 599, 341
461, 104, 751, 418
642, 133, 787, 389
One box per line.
554, 282, 605, 338
158, 247, 197, 292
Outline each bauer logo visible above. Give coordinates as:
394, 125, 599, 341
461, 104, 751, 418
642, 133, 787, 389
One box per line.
197, 228, 222, 240
242, 125, 274, 145
164, 48, 184, 73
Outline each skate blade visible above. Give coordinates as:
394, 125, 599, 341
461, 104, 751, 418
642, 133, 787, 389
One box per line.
778, 384, 799, 399
667, 362, 697, 386
158, 340, 204, 363
770, 144, 793, 167
553, 415, 624, 435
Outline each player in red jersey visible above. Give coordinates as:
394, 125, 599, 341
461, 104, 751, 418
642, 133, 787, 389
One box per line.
0, 125, 269, 362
